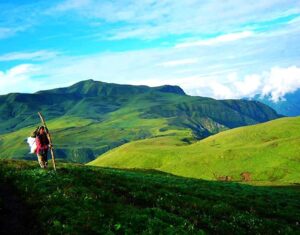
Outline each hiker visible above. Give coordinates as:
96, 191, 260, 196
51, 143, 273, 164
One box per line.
35, 126, 50, 168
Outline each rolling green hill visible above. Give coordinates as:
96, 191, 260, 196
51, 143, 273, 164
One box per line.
0, 79, 281, 162
89, 117, 300, 184
0, 160, 299, 234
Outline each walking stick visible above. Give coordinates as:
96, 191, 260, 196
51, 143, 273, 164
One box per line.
38, 112, 57, 171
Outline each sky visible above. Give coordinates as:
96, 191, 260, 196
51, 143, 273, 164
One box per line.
0, 0, 300, 101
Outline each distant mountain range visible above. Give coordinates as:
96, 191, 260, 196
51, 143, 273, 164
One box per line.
248, 89, 300, 116
0, 79, 281, 162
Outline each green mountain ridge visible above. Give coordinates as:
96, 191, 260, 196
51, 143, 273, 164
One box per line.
0, 79, 281, 162
42, 79, 186, 95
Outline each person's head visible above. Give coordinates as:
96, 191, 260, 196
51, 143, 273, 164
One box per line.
39, 126, 45, 135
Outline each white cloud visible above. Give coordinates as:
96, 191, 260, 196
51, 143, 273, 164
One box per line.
0, 63, 71, 95
1, 26, 33, 39
193, 66, 300, 101
184, 67, 300, 101
234, 74, 262, 97
175, 31, 254, 48
0, 0, 299, 43
0, 27, 21, 39
51, 0, 91, 12
0, 1, 299, 103
209, 81, 235, 99
0, 64, 37, 94
49, 0, 300, 40
0, 14, 299, 101
129, 66, 300, 102
0, 50, 59, 62
262, 66, 300, 101
288, 15, 300, 24
1, 0, 299, 43
158, 58, 198, 67
0, 2, 46, 40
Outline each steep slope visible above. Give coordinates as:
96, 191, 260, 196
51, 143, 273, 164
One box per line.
0, 79, 281, 162
89, 117, 300, 184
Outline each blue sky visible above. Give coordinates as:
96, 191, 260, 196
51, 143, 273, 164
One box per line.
0, 0, 300, 101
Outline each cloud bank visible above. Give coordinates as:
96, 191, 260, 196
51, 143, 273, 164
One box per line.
131, 66, 300, 102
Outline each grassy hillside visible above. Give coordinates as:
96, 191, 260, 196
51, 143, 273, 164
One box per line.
0, 111, 192, 162
89, 117, 300, 184
0, 80, 281, 162
0, 160, 299, 234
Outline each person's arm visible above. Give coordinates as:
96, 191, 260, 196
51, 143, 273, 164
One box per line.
45, 134, 50, 146
46, 136, 50, 145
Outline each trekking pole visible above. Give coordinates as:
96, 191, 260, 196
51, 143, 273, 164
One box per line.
38, 112, 57, 171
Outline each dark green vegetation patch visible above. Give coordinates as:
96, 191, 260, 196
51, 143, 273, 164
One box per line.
0, 160, 299, 234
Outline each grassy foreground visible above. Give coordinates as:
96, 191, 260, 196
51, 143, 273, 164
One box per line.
0, 160, 299, 234
90, 117, 300, 184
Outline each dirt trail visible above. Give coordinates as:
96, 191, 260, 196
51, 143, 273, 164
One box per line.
0, 180, 41, 235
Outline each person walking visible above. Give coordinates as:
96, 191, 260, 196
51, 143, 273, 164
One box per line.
35, 126, 50, 168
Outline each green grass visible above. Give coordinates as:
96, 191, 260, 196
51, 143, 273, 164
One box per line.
0, 116, 95, 161
0, 111, 186, 162
0, 160, 299, 234
89, 117, 300, 184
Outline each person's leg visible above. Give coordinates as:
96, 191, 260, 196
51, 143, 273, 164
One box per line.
42, 151, 48, 168
37, 154, 45, 168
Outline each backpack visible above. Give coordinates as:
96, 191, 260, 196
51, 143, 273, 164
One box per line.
27, 126, 40, 154
31, 126, 40, 138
